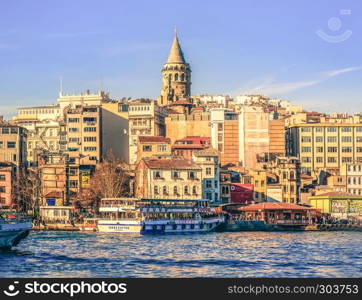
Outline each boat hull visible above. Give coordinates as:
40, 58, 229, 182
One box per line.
0, 221, 32, 249
97, 217, 224, 234
97, 220, 143, 233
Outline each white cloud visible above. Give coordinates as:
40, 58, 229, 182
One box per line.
239, 66, 362, 96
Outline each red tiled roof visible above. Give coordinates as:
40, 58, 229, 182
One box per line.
143, 158, 201, 170
169, 100, 193, 105
138, 136, 170, 143
175, 136, 210, 143
239, 202, 313, 211
313, 191, 358, 197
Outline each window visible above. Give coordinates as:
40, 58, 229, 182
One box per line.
342, 127, 352, 132
302, 157, 311, 163
302, 147, 311, 153
327, 136, 337, 143
184, 186, 189, 194
315, 127, 323, 132
153, 171, 162, 179
68, 118, 79, 123
7, 142, 16, 148
69, 138, 79, 143
69, 180, 78, 188
192, 186, 197, 195
357, 137, 362, 143
84, 117, 96, 123
214, 180, 218, 188
327, 127, 337, 132
301, 127, 311, 132
217, 123, 223, 131
162, 186, 168, 195
357, 147, 362, 153
342, 147, 352, 153
84, 147, 96, 151
0, 141, 3, 148
316, 147, 323, 153
10, 128, 18, 134
218, 133, 223, 142
316, 157, 323, 163
342, 136, 352, 143
2, 128, 9, 134
316, 137, 323, 143
173, 186, 178, 195
0, 186, 5, 193
69, 128, 78, 133
84, 127, 96, 132
154, 186, 159, 195
84, 137, 96, 142
342, 157, 352, 163
172, 171, 180, 179
188, 171, 196, 179
69, 168, 78, 176
158, 145, 167, 152
327, 157, 337, 163
143, 145, 152, 152
206, 180, 212, 188
0, 175, 5, 181
206, 192, 212, 200
327, 147, 337, 153
206, 167, 212, 175
301, 136, 311, 142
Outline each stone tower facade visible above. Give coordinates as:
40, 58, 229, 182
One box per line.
158, 32, 192, 107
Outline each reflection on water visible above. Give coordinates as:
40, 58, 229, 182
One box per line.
0, 231, 361, 277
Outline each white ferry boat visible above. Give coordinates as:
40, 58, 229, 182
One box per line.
97, 198, 224, 234
97, 198, 143, 233
0, 215, 32, 249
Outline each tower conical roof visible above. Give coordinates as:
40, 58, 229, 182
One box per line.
167, 32, 186, 64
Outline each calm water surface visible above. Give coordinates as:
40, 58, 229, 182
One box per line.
0, 231, 361, 277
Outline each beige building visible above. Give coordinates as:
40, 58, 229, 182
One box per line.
136, 157, 202, 200
0, 122, 27, 170
192, 148, 220, 204
269, 119, 285, 155
286, 121, 362, 175
128, 99, 168, 165
58, 89, 110, 111
210, 107, 269, 168
13, 105, 62, 165
137, 136, 171, 162
341, 162, 362, 195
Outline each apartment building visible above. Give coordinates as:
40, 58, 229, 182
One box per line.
0, 122, 27, 170
210, 107, 270, 168
0, 163, 13, 207
128, 99, 168, 165
286, 122, 362, 175
136, 157, 202, 200
341, 162, 362, 195
192, 148, 220, 204
64, 105, 102, 164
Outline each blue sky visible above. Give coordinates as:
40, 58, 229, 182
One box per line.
0, 0, 361, 118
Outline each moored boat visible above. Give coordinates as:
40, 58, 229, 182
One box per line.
0, 215, 32, 249
96, 198, 225, 234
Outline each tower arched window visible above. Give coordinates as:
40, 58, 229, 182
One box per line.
290, 171, 294, 180
184, 186, 189, 195
173, 186, 178, 195
181, 73, 185, 81
154, 186, 159, 195
175, 73, 178, 81
163, 186, 168, 195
